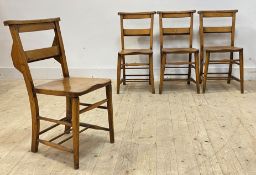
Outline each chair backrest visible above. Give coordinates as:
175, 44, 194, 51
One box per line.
118, 11, 156, 50
198, 10, 238, 49
158, 10, 196, 50
4, 18, 69, 116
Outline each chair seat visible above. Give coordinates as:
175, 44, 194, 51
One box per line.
35, 77, 111, 97
162, 48, 198, 54
118, 49, 153, 55
205, 46, 243, 53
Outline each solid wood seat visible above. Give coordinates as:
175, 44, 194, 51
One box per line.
4, 18, 114, 169
162, 48, 198, 54
117, 12, 156, 94
204, 46, 243, 53
118, 49, 153, 55
35, 77, 111, 97
158, 10, 200, 94
198, 10, 244, 93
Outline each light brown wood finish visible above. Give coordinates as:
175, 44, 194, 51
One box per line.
117, 11, 156, 94
4, 18, 114, 169
198, 10, 244, 93
158, 10, 200, 94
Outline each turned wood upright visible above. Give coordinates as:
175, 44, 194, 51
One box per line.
117, 12, 156, 94
4, 18, 114, 169
158, 10, 200, 94
198, 10, 244, 93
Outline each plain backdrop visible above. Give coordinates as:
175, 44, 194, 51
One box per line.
0, 0, 256, 79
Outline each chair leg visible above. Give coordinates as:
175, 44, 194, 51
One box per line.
187, 53, 192, 85
199, 51, 204, 84
71, 97, 80, 169
65, 97, 72, 134
31, 115, 40, 153
149, 54, 155, 94
122, 56, 126, 85
227, 52, 234, 84
195, 52, 200, 94
159, 53, 166, 94
239, 50, 244, 94
149, 56, 151, 85
203, 52, 210, 93
116, 54, 121, 94
106, 84, 115, 143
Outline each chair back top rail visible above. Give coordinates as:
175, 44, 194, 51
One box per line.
157, 10, 196, 18
198, 10, 238, 17
158, 10, 196, 49
118, 11, 156, 19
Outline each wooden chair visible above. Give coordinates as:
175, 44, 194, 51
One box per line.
4, 18, 114, 169
158, 10, 200, 94
198, 10, 244, 93
117, 11, 156, 94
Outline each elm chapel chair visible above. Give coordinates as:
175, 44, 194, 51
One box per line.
4, 18, 114, 169
198, 10, 244, 93
117, 11, 156, 94
158, 10, 200, 94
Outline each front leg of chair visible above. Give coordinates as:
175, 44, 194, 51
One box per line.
203, 52, 210, 93
149, 54, 155, 94
65, 96, 72, 134
117, 54, 122, 94
195, 51, 200, 94
106, 84, 115, 143
187, 53, 192, 85
159, 53, 166, 94
227, 52, 234, 84
71, 97, 80, 169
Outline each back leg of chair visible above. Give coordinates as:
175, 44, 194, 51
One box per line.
227, 52, 234, 84
71, 97, 80, 169
149, 54, 155, 94
65, 97, 72, 134
106, 84, 115, 143
31, 113, 40, 153
149, 56, 151, 85
117, 54, 122, 94
187, 53, 192, 85
239, 50, 244, 94
122, 55, 126, 85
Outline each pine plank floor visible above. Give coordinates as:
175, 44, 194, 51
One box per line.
0, 80, 256, 175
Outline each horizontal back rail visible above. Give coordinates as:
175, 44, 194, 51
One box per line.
18, 23, 55, 33
123, 29, 151, 36
25, 46, 60, 63
203, 26, 232, 33
163, 27, 190, 35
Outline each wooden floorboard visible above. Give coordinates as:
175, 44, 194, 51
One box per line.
0, 80, 256, 174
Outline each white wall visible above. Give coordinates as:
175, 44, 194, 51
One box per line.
0, 0, 256, 80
